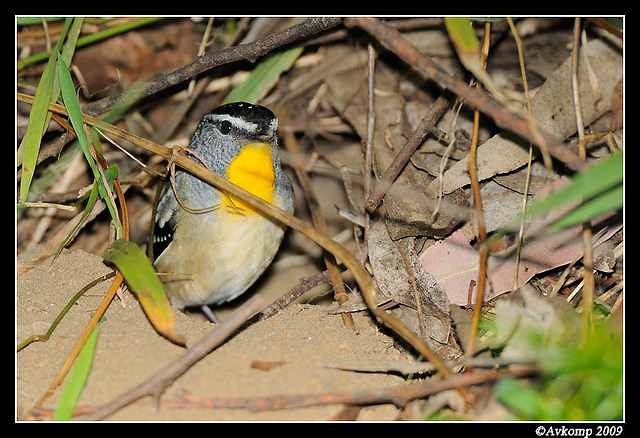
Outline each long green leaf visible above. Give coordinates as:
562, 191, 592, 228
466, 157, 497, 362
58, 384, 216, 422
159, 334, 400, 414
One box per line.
52, 17, 85, 109
57, 53, 92, 165
53, 316, 101, 420
224, 46, 304, 104
524, 151, 623, 223
57, 52, 123, 236
18, 17, 84, 211
552, 184, 623, 230
17, 18, 72, 202
492, 151, 623, 246
16, 17, 65, 26
103, 240, 185, 345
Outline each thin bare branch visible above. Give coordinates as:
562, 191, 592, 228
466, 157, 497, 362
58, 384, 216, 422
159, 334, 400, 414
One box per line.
82, 18, 344, 117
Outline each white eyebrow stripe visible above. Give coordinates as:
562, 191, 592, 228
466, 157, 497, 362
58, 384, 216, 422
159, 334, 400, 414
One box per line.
210, 114, 259, 132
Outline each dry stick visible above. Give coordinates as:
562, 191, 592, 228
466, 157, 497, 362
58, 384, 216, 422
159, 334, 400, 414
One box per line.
365, 89, 452, 213
82, 295, 266, 420
81, 17, 344, 117
465, 121, 489, 356
506, 17, 536, 293
164, 365, 537, 412
258, 270, 333, 320
466, 22, 492, 357
281, 117, 357, 332
17, 93, 458, 394
346, 17, 585, 172
570, 17, 595, 338
361, 43, 376, 263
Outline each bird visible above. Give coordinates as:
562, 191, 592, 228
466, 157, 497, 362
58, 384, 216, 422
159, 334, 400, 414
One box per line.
151, 101, 294, 322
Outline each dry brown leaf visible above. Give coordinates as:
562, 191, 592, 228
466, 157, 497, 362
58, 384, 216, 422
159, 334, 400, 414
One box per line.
368, 220, 452, 346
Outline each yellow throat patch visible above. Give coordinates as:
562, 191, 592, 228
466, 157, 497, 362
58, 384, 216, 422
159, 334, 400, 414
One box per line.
225, 142, 275, 213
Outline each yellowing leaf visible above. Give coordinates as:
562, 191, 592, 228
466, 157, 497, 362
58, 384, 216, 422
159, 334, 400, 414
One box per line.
444, 17, 503, 99
445, 17, 481, 53
445, 18, 483, 73
103, 239, 185, 345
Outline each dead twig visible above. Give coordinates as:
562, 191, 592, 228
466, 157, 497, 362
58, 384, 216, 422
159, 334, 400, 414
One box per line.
506, 17, 536, 293
365, 89, 452, 213
466, 22, 492, 357
164, 365, 537, 412
81, 294, 266, 420
82, 17, 344, 117
258, 270, 335, 320
361, 43, 376, 263
571, 17, 595, 337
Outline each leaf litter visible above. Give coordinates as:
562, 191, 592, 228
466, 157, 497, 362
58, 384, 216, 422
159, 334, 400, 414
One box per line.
16, 17, 623, 421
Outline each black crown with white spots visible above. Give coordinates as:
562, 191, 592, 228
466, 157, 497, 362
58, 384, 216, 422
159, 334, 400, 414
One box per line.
210, 101, 276, 136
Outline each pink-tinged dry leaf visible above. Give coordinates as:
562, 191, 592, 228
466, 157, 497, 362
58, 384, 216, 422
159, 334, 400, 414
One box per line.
419, 178, 621, 305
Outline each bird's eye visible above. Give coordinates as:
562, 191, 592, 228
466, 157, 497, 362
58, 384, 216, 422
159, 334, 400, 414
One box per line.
219, 120, 232, 135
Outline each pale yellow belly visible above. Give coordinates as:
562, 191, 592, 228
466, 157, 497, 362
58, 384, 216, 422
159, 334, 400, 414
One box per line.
155, 209, 287, 309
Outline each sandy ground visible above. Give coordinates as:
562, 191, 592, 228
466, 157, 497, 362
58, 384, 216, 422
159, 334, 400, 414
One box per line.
16, 249, 418, 421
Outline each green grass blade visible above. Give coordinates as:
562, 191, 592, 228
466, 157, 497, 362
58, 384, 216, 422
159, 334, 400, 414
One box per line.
57, 52, 123, 236
552, 184, 623, 230
492, 151, 623, 246
73, 17, 163, 48
53, 17, 84, 100
524, 151, 623, 224
17, 18, 72, 201
54, 18, 85, 90
57, 53, 92, 163
224, 46, 304, 104
53, 316, 101, 420
18, 17, 84, 209
103, 240, 185, 345
17, 17, 65, 26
